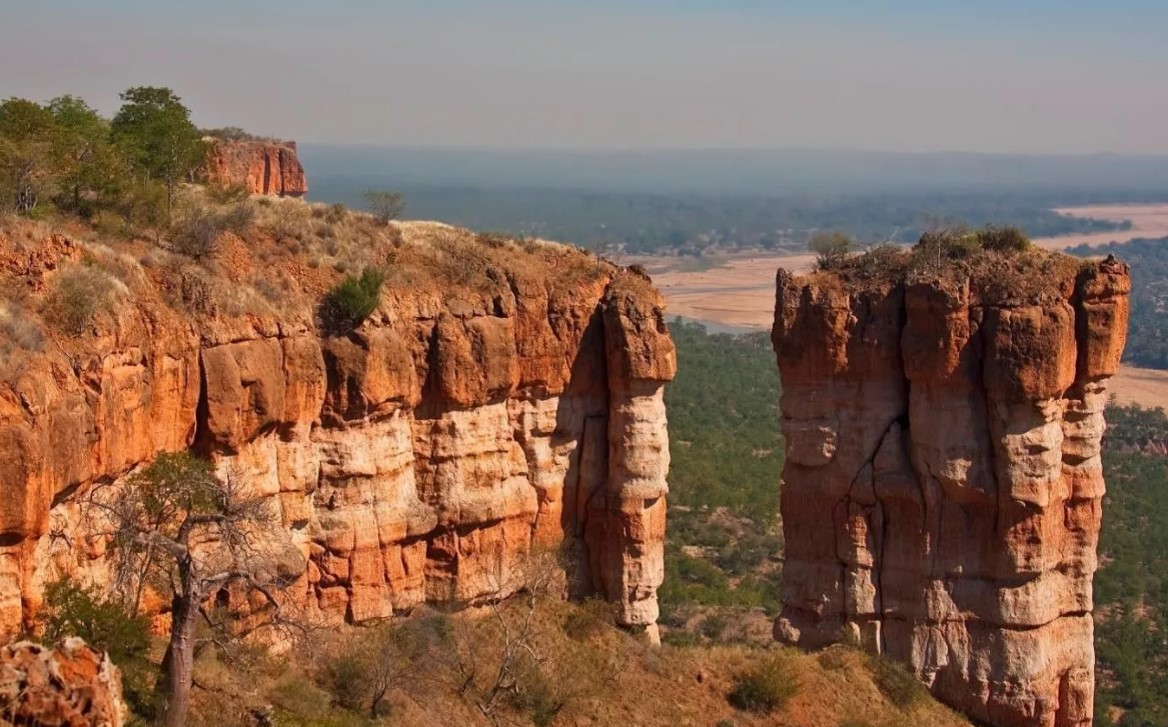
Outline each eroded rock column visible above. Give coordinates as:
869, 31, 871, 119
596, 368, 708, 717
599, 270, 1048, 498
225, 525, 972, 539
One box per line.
772, 258, 1130, 727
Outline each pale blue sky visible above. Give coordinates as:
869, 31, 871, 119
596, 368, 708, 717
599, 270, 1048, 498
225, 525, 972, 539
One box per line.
3, 0, 1166, 152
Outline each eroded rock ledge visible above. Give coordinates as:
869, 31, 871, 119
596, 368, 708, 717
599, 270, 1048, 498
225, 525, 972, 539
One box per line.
203, 137, 308, 197
772, 253, 1130, 727
0, 222, 674, 637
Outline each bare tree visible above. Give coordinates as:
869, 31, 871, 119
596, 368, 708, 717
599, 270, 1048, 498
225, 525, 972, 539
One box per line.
91, 452, 297, 727
363, 189, 405, 224
472, 551, 568, 725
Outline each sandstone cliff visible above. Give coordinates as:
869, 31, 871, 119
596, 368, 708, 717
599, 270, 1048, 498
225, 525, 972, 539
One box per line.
772, 249, 1130, 727
0, 214, 673, 637
203, 138, 308, 197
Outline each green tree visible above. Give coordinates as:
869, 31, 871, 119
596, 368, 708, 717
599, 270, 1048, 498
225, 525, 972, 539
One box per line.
47, 95, 121, 215
94, 452, 294, 727
111, 87, 204, 218
0, 98, 59, 214
40, 580, 160, 720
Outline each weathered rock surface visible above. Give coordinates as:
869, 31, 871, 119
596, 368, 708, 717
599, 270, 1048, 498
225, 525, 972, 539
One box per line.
0, 223, 673, 637
0, 638, 126, 727
203, 138, 308, 197
772, 254, 1130, 727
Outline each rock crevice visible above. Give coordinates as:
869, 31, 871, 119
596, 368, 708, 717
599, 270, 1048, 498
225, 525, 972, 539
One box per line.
0, 230, 674, 638
772, 257, 1130, 727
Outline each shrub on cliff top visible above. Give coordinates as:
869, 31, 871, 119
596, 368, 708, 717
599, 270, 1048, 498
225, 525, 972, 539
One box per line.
321, 266, 385, 333
809, 230, 855, 270
41, 263, 117, 334
169, 202, 255, 259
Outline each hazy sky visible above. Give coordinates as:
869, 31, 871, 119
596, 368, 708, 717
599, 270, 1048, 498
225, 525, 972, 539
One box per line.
4, 0, 1167, 153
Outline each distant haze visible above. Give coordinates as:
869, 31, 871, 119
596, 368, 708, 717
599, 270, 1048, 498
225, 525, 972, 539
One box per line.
4, 0, 1168, 154
300, 146, 1168, 197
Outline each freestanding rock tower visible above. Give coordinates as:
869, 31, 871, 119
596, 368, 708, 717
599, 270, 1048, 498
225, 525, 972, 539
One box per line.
772, 246, 1129, 727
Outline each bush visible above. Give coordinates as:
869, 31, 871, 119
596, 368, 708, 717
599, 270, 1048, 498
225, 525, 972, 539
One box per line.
728, 652, 798, 714
40, 580, 159, 720
321, 650, 368, 713
976, 224, 1031, 252
169, 203, 254, 259
868, 655, 928, 710
321, 267, 384, 333
809, 231, 854, 270
41, 264, 116, 334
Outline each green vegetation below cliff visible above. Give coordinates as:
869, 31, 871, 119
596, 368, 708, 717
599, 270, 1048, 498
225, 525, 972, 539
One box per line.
661, 322, 1168, 726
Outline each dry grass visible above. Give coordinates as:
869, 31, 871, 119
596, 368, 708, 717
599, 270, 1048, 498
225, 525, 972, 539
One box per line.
180, 599, 970, 727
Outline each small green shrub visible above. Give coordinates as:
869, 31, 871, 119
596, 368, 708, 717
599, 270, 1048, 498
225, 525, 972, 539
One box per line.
728, 652, 798, 714
976, 224, 1031, 252
41, 264, 116, 334
868, 655, 928, 710
321, 267, 384, 333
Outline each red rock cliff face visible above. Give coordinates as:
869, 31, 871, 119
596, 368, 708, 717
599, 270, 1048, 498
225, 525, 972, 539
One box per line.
203, 138, 308, 197
0, 222, 673, 638
772, 255, 1130, 727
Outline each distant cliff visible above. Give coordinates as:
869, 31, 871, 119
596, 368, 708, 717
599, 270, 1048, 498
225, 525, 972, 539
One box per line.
0, 215, 673, 639
203, 137, 308, 197
772, 245, 1130, 727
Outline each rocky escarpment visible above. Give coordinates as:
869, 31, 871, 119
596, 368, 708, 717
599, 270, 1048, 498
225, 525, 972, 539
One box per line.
0, 218, 673, 638
772, 252, 1129, 726
203, 138, 308, 197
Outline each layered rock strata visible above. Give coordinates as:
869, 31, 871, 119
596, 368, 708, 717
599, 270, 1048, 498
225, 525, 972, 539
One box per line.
772, 255, 1130, 727
203, 138, 308, 197
0, 224, 673, 637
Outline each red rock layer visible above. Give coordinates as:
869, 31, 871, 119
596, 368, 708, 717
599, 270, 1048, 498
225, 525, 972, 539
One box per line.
0, 638, 127, 726
771, 257, 1130, 727
0, 230, 673, 637
203, 138, 308, 197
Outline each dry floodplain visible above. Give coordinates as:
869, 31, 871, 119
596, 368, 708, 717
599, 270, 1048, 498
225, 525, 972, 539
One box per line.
1033, 203, 1168, 251
640, 204, 1168, 409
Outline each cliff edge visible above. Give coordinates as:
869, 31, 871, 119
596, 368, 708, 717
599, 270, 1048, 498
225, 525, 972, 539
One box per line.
0, 209, 673, 637
772, 244, 1130, 727
203, 137, 308, 197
